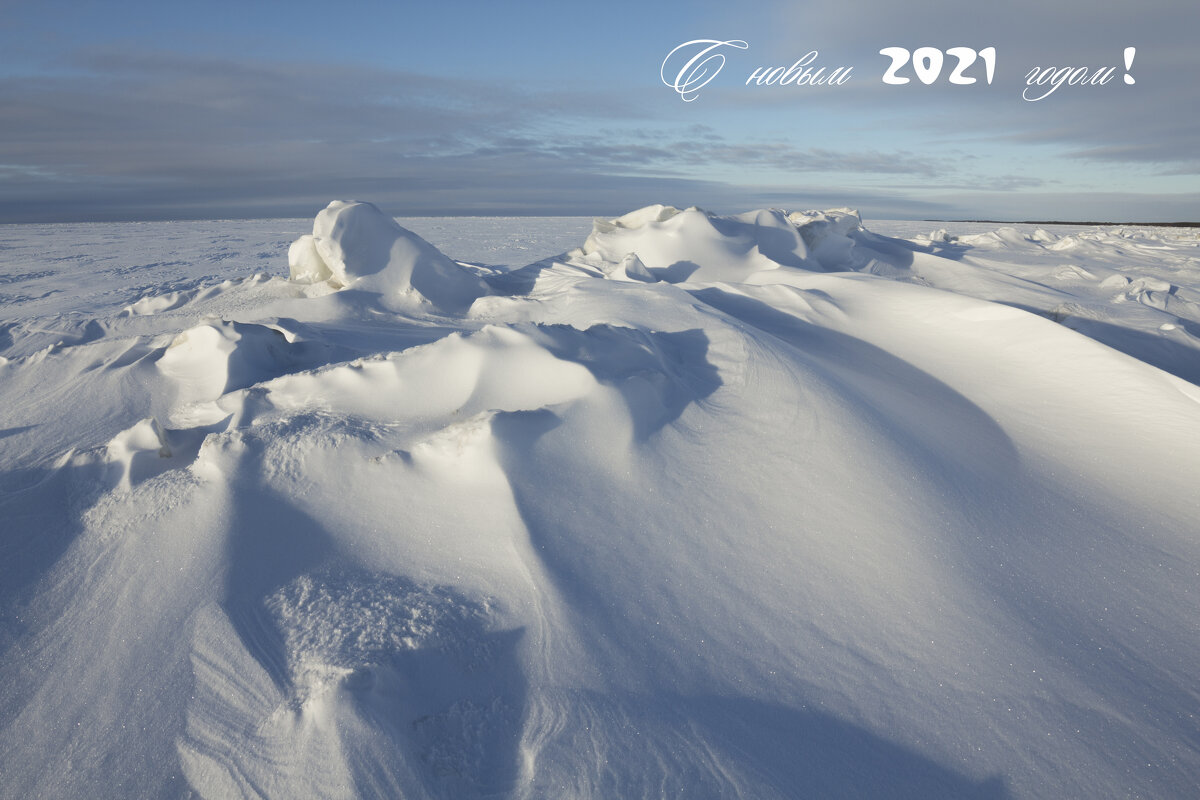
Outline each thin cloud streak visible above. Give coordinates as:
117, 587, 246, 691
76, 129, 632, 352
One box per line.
0, 50, 966, 220
0, 15, 1195, 223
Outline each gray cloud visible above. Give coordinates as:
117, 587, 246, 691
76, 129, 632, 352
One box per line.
0, 8, 1195, 225
694, 0, 1197, 174
0, 48, 972, 221
924, 191, 1200, 223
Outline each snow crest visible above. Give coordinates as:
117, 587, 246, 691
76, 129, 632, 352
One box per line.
2, 203, 1200, 800
569, 204, 873, 282
289, 200, 488, 312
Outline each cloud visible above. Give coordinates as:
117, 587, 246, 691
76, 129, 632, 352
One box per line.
924, 191, 1200, 222
0, 9, 1195, 225
687, 0, 1197, 176
0, 48, 970, 221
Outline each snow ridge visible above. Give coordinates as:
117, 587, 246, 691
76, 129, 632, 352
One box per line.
1, 203, 1199, 800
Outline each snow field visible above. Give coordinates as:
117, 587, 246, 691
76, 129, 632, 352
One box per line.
1, 202, 1198, 799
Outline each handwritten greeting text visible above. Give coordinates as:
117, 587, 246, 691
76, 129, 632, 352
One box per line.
660, 39, 749, 102
660, 39, 1139, 103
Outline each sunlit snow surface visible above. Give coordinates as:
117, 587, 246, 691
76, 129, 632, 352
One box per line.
1, 205, 1198, 799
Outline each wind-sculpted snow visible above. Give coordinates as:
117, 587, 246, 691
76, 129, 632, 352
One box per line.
1, 204, 1199, 799
289, 200, 488, 312
570, 204, 878, 281
179, 571, 525, 799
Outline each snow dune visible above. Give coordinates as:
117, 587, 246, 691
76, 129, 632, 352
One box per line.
1, 201, 1198, 799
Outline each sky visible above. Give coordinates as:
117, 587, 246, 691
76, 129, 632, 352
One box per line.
0, 0, 1196, 222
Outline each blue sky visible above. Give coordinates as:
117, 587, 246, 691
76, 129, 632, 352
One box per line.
0, 0, 1196, 221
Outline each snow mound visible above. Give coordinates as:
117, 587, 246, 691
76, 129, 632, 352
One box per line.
787, 207, 866, 268
245, 325, 600, 427
4, 207, 1200, 800
99, 417, 173, 490
608, 253, 657, 283
215, 323, 718, 446
570, 205, 871, 283
1030, 227, 1058, 243
289, 200, 487, 312
958, 227, 1037, 248
179, 572, 523, 799
123, 275, 269, 316
1113, 276, 1176, 310
153, 320, 322, 426
1051, 264, 1097, 282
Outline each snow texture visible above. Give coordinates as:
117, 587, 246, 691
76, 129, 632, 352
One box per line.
1, 203, 1199, 799
288, 200, 488, 312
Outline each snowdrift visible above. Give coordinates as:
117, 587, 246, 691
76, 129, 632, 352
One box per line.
289, 200, 488, 312
571, 204, 882, 281
1, 203, 1199, 800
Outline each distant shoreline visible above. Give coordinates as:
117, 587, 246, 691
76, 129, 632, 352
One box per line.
4, 215, 1198, 228
926, 219, 1200, 228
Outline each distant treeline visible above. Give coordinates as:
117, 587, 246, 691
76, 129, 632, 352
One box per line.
931, 219, 1200, 228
